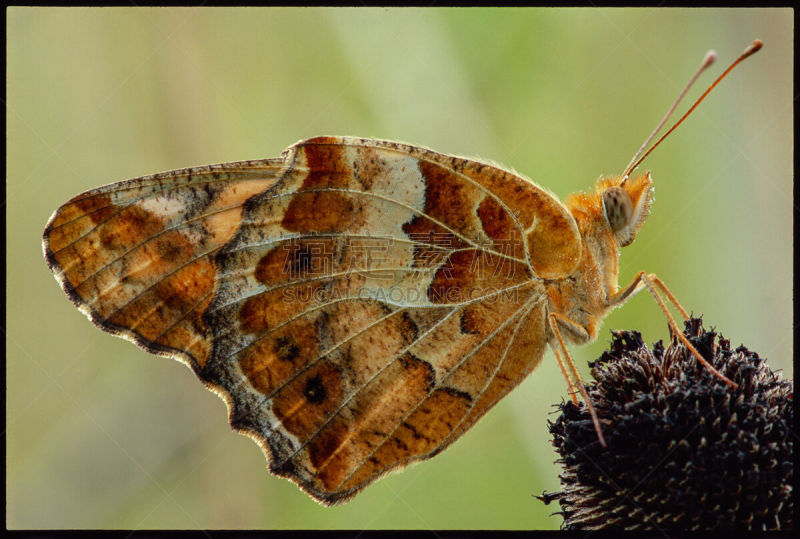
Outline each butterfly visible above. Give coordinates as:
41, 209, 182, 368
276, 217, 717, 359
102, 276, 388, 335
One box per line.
42, 41, 760, 505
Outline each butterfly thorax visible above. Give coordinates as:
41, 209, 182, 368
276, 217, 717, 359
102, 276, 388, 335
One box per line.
543, 173, 654, 344
542, 210, 619, 344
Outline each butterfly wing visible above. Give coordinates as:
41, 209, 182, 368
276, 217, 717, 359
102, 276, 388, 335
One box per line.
43, 136, 583, 505
43, 159, 288, 372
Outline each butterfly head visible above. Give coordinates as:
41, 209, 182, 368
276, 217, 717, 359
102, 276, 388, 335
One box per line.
599, 173, 653, 247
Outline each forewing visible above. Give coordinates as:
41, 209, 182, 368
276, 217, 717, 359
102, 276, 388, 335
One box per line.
352, 137, 583, 278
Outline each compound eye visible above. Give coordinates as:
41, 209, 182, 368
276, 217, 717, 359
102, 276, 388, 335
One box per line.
603, 186, 633, 232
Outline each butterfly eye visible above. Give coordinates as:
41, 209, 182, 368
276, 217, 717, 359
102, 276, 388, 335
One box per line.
602, 186, 633, 232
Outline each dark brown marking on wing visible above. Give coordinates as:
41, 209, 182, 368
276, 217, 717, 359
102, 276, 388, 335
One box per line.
476, 195, 523, 260
281, 191, 356, 234
282, 142, 357, 234
400, 311, 419, 343
459, 308, 482, 335
272, 359, 345, 440
401, 216, 466, 270
418, 160, 473, 234
306, 352, 436, 491
237, 317, 320, 396
238, 281, 323, 335
254, 237, 340, 287
427, 249, 529, 304
304, 375, 328, 404
276, 335, 301, 363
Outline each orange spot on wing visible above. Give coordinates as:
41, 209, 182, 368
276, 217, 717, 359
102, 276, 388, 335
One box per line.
104, 255, 215, 342
54, 193, 113, 226
153, 256, 216, 315
238, 281, 323, 334
153, 291, 213, 368
47, 194, 116, 253
52, 204, 165, 290
238, 318, 319, 396
97, 205, 156, 251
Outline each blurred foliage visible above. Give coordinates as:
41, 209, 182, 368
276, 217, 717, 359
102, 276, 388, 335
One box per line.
7, 7, 792, 529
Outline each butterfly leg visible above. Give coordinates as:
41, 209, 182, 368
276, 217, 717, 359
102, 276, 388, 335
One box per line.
549, 344, 579, 405
610, 271, 737, 388
548, 312, 607, 447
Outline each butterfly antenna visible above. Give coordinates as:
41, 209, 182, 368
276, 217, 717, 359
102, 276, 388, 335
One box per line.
621, 39, 762, 184
621, 50, 717, 183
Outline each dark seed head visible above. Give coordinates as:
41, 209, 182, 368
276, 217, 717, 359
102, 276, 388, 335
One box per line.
540, 317, 793, 531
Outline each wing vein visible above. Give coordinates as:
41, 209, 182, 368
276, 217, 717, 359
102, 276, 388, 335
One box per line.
318, 139, 534, 273
218, 280, 533, 366
47, 162, 285, 237
274, 304, 463, 468
221, 232, 453, 259
254, 305, 407, 403
437, 293, 542, 449
330, 290, 539, 491
243, 187, 528, 266
59, 202, 270, 289
84, 241, 225, 323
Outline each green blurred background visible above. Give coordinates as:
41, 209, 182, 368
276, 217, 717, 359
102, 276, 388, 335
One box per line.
7, 7, 792, 530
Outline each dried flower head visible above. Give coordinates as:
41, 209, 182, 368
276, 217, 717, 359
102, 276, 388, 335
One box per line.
540, 317, 793, 531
